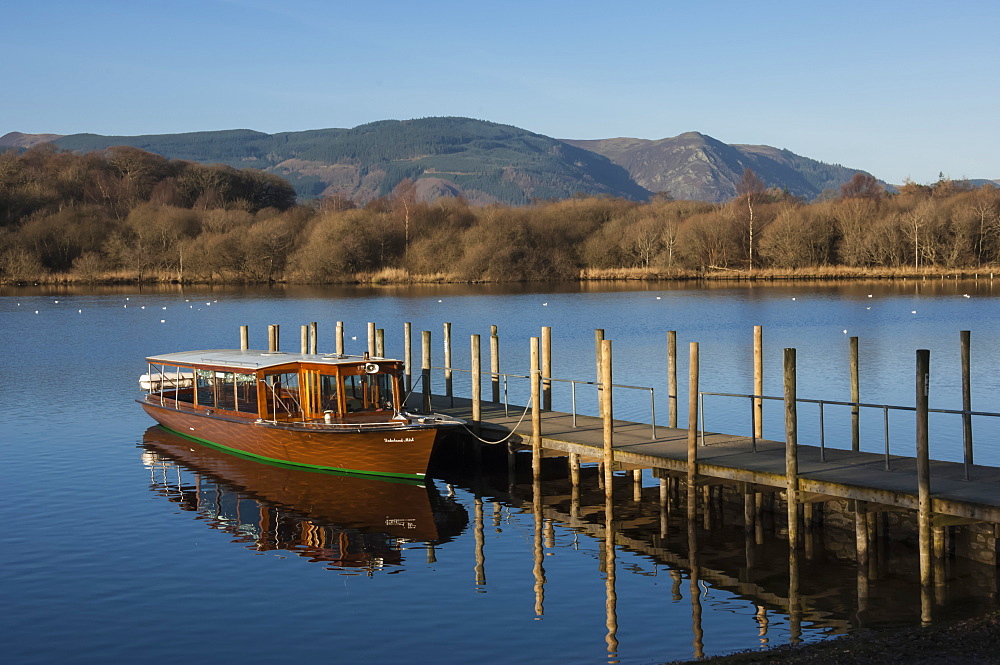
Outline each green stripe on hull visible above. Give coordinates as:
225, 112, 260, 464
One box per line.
156, 424, 426, 481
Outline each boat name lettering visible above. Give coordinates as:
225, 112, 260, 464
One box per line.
385, 518, 417, 529
384, 437, 415, 443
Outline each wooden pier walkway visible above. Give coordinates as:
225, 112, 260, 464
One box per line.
415, 394, 1000, 523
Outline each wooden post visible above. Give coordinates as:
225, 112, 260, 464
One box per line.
687, 342, 699, 528
851, 336, 860, 451
916, 349, 932, 623
660, 478, 669, 539
541, 326, 552, 411
687, 343, 699, 476
855, 500, 869, 568
335, 321, 344, 356
421, 331, 432, 413
404, 322, 412, 391
309, 322, 318, 355
788, 541, 801, 645
961, 330, 973, 478
784, 348, 799, 551
300, 325, 308, 354
754, 325, 763, 439
239, 325, 249, 351
471, 334, 481, 434
667, 331, 677, 429
601, 339, 614, 499
367, 322, 376, 357
743, 482, 755, 570
531, 337, 541, 478
490, 325, 500, 403
375, 328, 384, 358
933, 526, 947, 600
596, 329, 605, 417
268, 324, 279, 352
443, 322, 453, 401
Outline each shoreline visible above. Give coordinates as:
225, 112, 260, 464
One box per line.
3, 266, 999, 288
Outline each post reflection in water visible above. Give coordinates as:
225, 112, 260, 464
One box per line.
533, 474, 546, 619
605, 480, 619, 664
687, 478, 704, 660
141, 425, 1000, 663
140, 426, 467, 573
474, 496, 486, 590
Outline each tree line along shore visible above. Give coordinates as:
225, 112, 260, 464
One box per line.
2, 144, 999, 285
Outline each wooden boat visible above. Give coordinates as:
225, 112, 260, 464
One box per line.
138, 349, 464, 479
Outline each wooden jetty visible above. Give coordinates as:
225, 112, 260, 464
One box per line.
414, 393, 1000, 524
244, 321, 1000, 627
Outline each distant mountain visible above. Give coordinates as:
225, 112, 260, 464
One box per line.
562, 132, 872, 202
46, 118, 650, 205
3, 119, 937, 205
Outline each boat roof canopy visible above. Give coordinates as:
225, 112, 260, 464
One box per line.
145, 349, 401, 372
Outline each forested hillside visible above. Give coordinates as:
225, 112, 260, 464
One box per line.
2, 117, 888, 205
49, 118, 651, 205
2, 145, 998, 285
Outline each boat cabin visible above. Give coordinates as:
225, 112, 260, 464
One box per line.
141, 350, 404, 424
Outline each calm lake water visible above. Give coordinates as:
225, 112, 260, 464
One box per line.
4, 279, 1000, 664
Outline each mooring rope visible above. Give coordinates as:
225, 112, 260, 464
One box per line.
402, 375, 535, 445
457, 396, 534, 445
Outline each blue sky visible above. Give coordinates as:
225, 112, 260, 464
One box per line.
3, 0, 997, 185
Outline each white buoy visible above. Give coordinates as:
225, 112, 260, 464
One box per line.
911, 310, 917, 314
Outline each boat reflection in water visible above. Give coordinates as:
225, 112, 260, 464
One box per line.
140, 426, 468, 573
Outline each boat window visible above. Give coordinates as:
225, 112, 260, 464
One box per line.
319, 374, 339, 413
143, 364, 196, 406
342, 371, 396, 412
196, 369, 216, 408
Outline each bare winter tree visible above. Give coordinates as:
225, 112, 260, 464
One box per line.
840, 172, 885, 200
735, 168, 767, 271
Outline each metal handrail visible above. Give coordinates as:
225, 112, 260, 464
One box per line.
698, 390, 1000, 477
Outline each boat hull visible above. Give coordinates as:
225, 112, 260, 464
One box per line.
140, 400, 439, 479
